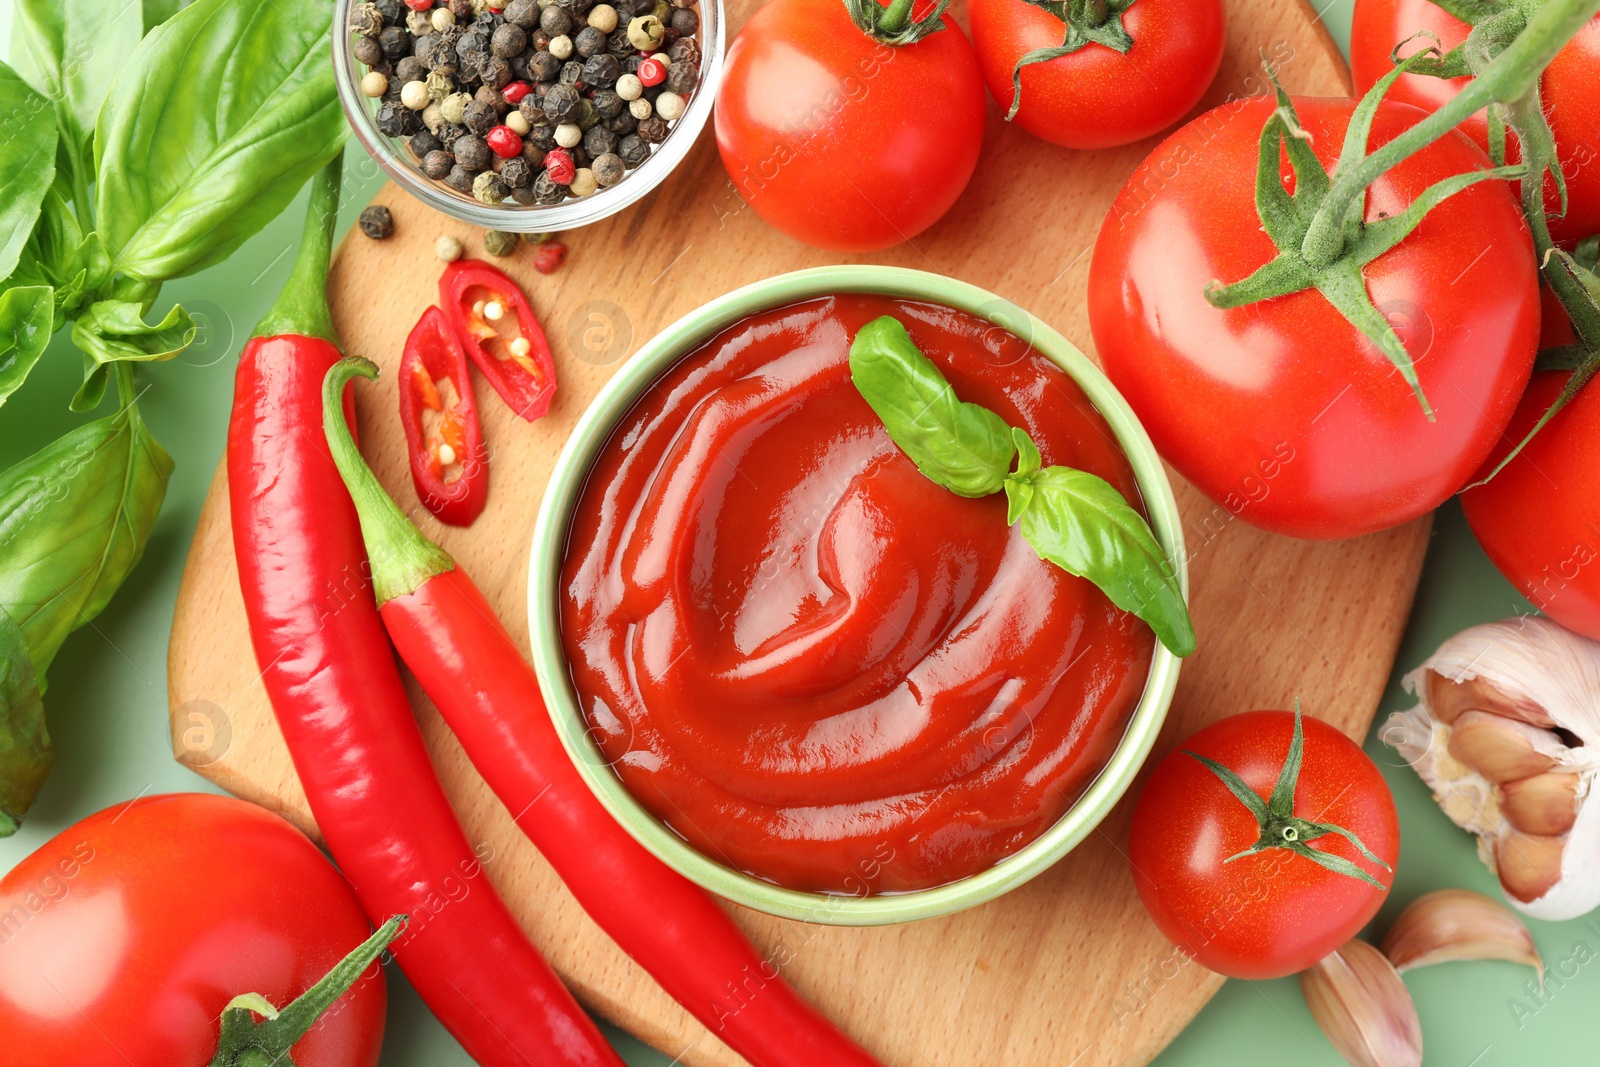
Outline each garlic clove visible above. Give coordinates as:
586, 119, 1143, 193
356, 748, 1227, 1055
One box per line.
1446, 711, 1560, 783
1498, 773, 1581, 836
1302, 939, 1422, 1067
1495, 829, 1568, 904
1380, 889, 1542, 978
1425, 669, 1558, 728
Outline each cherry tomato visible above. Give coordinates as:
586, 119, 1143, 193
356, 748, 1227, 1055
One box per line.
1088, 95, 1539, 540
1351, 0, 1600, 245
968, 0, 1225, 149
714, 0, 986, 252
1462, 371, 1600, 641
1129, 710, 1399, 980
0, 794, 385, 1067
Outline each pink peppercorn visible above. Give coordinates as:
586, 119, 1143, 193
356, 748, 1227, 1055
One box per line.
638, 56, 666, 87
543, 148, 576, 185
486, 125, 523, 158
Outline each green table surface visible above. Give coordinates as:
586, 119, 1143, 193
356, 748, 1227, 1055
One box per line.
2, 3, 1589, 1064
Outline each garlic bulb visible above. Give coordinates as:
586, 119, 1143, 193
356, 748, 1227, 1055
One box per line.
1385, 617, 1600, 919
1302, 939, 1423, 1067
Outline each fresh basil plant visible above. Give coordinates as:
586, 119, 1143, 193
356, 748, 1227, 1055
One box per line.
0, 0, 347, 833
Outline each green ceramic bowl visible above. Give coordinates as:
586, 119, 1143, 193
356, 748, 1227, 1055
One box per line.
528, 266, 1186, 926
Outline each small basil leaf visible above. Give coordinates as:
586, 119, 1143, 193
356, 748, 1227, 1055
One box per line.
0, 286, 55, 407
1006, 462, 1196, 656
72, 298, 198, 368
0, 62, 59, 286
0, 401, 173, 682
96, 0, 348, 282
849, 315, 1016, 497
10, 0, 143, 159
18, 188, 110, 320
0, 603, 50, 836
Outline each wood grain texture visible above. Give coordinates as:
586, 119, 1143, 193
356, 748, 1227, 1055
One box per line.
168, 4, 1427, 1064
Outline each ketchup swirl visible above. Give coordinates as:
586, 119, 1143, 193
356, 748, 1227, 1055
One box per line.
561, 295, 1154, 893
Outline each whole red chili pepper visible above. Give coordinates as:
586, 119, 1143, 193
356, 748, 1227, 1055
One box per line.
321, 355, 887, 1067
399, 305, 489, 526
439, 259, 556, 421
227, 160, 620, 1067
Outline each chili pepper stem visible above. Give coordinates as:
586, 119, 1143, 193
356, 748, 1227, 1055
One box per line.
206, 916, 404, 1067
1299, 0, 1600, 268
251, 155, 344, 345
322, 358, 455, 604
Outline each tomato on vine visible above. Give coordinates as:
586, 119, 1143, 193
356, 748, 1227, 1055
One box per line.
1129, 707, 1399, 980
714, 0, 986, 252
1351, 0, 1600, 245
968, 0, 1226, 149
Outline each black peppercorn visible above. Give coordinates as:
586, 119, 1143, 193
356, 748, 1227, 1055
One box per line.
422, 149, 454, 179
618, 133, 649, 167
505, 0, 540, 28
376, 101, 419, 137
491, 23, 527, 57
574, 26, 607, 58
667, 35, 700, 68
410, 129, 444, 157
592, 88, 624, 119
533, 172, 566, 204
482, 55, 513, 87
500, 156, 534, 187
592, 152, 625, 188
511, 184, 539, 205
582, 54, 620, 85
559, 60, 585, 88
542, 82, 580, 123
445, 165, 476, 193
509, 52, 533, 79
375, 0, 406, 21
458, 29, 489, 59
524, 123, 559, 153
530, 49, 562, 81
569, 144, 592, 169
668, 7, 698, 36
414, 34, 442, 68
658, 26, 681, 50
636, 114, 669, 144
379, 25, 412, 60
582, 124, 619, 158
663, 58, 698, 93
474, 83, 509, 115
437, 121, 469, 146
604, 109, 636, 136
358, 205, 395, 240
353, 34, 385, 66
395, 55, 429, 83
462, 99, 497, 134
539, 5, 573, 36
450, 0, 476, 17
453, 133, 492, 170
607, 25, 634, 55
351, 3, 384, 37
621, 53, 644, 75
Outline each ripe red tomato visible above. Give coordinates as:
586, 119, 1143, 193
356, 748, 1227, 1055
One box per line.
968, 0, 1225, 149
1462, 372, 1600, 641
0, 794, 385, 1067
1129, 710, 1399, 980
1088, 95, 1539, 539
713, 0, 986, 252
1351, 0, 1600, 245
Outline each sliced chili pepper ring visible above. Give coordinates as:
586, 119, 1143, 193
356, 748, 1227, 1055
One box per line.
399, 305, 490, 526
439, 259, 557, 421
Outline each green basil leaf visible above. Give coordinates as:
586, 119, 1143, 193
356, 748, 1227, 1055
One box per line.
72, 299, 197, 369
143, 0, 198, 33
0, 287, 55, 407
18, 187, 110, 321
0, 62, 59, 287
10, 0, 143, 157
0, 401, 173, 681
848, 315, 1016, 497
0, 604, 50, 837
1004, 450, 1195, 657
96, 0, 347, 282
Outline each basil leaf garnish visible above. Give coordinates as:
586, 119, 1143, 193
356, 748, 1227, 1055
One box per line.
849, 315, 1016, 498
849, 315, 1194, 657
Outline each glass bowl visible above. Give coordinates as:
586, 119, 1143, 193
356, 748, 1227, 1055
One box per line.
528, 266, 1189, 926
332, 0, 725, 232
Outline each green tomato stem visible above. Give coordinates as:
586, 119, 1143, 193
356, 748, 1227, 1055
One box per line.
1300, 0, 1600, 268
877, 0, 917, 34
250, 154, 343, 344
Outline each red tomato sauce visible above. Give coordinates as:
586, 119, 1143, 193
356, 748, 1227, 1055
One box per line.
559, 294, 1155, 894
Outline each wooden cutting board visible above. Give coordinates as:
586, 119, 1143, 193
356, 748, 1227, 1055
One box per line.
170, 5, 1426, 1064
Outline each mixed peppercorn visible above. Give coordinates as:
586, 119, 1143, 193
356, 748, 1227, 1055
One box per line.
350, 0, 703, 206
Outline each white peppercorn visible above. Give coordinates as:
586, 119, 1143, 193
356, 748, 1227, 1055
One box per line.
569, 168, 598, 196
506, 110, 531, 135
615, 73, 642, 100
654, 90, 685, 121
436, 235, 464, 261
628, 97, 652, 120
361, 71, 390, 97
554, 122, 583, 147
548, 33, 574, 59
587, 3, 618, 31
401, 80, 431, 109
432, 7, 457, 31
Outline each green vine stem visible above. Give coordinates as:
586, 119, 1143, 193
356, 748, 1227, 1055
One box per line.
1299, 0, 1600, 268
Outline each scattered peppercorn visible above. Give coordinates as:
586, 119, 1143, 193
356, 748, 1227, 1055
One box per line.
628, 97, 652, 120
542, 82, 581, 123
358, 204, 395, 240
437, 234, 465, 261
351, 3, 384, 37
483, 230, 521, 256
375, 0, 406, 21
605, 109, 637, 136
582, 124, 618, 158
506, 110, 532, 135
575, 26, 608, 59
379, 25, 412, 60
533, 240, 568, 274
